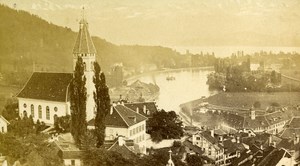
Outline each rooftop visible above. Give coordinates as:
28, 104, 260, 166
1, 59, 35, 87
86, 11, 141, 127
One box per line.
17, 72, 73, 102
73, 19, 96, 54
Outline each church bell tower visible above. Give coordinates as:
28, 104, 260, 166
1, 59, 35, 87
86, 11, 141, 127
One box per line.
72, 9, 96, 121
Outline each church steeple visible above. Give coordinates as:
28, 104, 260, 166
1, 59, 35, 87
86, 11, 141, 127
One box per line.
73, 7, 96, 54
72, 7, 97, 121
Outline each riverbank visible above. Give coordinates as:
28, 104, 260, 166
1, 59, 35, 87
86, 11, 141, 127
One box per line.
125, 66, 214, 83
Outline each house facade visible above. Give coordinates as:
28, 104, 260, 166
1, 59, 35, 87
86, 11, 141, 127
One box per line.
0, 115, 9, 133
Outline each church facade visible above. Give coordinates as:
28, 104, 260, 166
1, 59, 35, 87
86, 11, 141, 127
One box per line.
17, 18, 97, 124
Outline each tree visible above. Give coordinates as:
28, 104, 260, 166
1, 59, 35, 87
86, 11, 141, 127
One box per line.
253, 101, 261, 109
186, 154, 203, 166
148, 110, 183, 143
54, 115, 71, 133
70, 57, 87, 146
93, 62, 111, 147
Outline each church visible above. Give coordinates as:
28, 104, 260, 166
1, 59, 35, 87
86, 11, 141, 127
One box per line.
17, 17, 97, 125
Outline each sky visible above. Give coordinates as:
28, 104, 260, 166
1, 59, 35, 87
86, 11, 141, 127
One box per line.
1, 0, 300, 48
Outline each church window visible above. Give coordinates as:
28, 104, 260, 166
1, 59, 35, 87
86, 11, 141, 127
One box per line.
38, 105, 42, 119
46, 106, 50, 120
23, 103, 27, 108
54, 107, 58, 112
31, 104, 34, 118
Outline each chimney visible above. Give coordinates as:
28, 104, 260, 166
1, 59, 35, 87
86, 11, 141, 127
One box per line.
143, 105, 147, 114
110, 106, 114, 115
121, 101, 124, 106
119, 94, 122, 101
211, 129, 214, 137
118, 136, 125, 146
136, 107, 139, 114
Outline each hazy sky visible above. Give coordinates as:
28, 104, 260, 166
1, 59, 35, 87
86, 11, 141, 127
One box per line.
1, 0, 300, 47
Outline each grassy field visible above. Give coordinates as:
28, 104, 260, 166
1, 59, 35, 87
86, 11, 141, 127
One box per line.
205, 92, 300, 109
0, 85, 21, 112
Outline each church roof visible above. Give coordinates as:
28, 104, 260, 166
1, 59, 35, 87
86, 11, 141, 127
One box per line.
73, 19, 97, 54
17, 72, 73, 102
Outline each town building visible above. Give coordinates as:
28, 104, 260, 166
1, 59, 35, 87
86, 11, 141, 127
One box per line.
185, 129, 247, 166
17, 16, 98, 124
231, 146, 296, 166
217, 109, 292, 134
88, 103, 148, 153
0, 115, 9, 133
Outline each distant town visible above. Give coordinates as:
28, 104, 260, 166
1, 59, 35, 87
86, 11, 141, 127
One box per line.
1, 2, 300, 166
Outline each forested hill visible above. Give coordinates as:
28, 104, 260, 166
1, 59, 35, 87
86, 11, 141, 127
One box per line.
0, 4, 186, 74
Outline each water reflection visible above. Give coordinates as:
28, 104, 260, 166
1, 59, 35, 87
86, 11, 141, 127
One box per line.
127, 68, 216, 112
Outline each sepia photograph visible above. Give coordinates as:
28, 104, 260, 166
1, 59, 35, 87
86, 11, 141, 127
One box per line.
0, 0, 300, 165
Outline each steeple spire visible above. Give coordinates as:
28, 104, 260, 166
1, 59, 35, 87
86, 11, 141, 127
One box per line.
166, 150, 175, 166
73, 7, 96, 54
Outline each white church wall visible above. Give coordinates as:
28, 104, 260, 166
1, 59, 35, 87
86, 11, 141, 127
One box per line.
18, 98, 69, 125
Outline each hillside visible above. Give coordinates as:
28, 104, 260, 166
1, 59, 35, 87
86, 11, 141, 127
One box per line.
0, 4, 186, 75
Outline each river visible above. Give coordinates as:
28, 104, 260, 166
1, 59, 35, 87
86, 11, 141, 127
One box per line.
127, 67, 217, 112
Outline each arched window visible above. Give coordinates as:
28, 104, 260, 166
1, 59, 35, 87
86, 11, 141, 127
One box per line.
31, 104, 34, 118
46, 106, 50, 120
23, 103, 27, 108
38, 105, 42, 119
54, 107, 58, 112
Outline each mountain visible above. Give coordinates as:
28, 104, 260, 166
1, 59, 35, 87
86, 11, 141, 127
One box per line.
0, 4, 185, 75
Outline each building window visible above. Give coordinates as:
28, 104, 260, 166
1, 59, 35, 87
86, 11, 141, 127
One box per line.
38, 105, 42, 119
83, 62, 86, 71
130, 130, 132, 136
71, 160, 75, 166
54, 107, 58, 112
31, 104, 34, 118
23, 103, 27, 108
46, 106, 50, 120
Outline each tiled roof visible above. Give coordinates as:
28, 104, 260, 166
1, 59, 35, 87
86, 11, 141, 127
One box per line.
288, 117, 300, 128
264, 111, 291, 126
281, 128, 300, 138
277, 138, 300, 151
107, 141, 137, 159
182, 140, 204, 155
221, 112, 245, 129
0, 115, 10, 124
244, 116, 268, 129
73, 19, 96, 54
88, 105, 148, 128
222, 139, 246, 154
17, 72, 73, 102
124, 102, 158, 118
200, 131, 219, 145
112, 105, 148, 127
255, 148, 291, 166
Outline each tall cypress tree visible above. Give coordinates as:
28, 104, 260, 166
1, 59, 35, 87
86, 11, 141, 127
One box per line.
93, 62, 110, 147
70, 57, 87, 146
